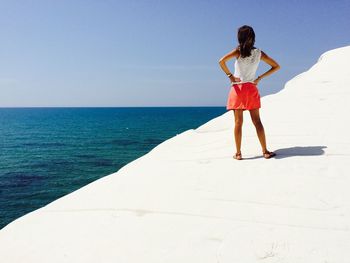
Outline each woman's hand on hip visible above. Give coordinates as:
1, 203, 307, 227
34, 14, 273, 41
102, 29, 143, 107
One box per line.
229, 75, 241, 85
253, 77, 261, 85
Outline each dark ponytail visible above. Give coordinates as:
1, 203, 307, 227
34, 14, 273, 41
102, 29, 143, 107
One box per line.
236, 25, 256, 58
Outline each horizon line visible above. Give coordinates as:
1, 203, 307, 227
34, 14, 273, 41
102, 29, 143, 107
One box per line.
0, 106, 226, 109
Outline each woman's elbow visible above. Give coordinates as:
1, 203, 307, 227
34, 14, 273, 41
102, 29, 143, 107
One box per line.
219, 56, 228, 64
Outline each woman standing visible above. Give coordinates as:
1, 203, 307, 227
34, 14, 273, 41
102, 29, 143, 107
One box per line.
219, 25, 280, 160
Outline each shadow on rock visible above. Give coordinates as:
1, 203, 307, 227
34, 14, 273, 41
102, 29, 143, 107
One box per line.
273, 145, 327, 159
242, 146, 327, 160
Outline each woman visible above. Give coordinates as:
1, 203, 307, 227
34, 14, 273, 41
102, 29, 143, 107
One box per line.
219, 25, 280, 160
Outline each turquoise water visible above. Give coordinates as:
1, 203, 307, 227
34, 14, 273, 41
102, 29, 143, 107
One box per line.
0, 107, 226, 229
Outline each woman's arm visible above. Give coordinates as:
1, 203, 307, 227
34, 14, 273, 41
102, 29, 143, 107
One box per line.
255, 50, 281, 83
219, 48, 241, 83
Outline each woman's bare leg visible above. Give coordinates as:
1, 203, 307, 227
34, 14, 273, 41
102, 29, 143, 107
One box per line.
233, 109, 244, 154
249, 109, 267, 153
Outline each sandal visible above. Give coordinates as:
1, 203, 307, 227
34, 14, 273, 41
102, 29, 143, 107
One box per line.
233, 152, 243, 160
263, 150, 276, 159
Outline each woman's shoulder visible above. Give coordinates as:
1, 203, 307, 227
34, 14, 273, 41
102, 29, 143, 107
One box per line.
256, 48, 267, 59
253, 47, 262, 58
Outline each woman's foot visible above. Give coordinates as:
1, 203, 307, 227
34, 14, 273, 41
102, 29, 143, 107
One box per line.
263, 150, 276, 159
233, 152, 243, 160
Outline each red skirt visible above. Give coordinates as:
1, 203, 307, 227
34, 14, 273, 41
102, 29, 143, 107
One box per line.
226, 82, 261, 111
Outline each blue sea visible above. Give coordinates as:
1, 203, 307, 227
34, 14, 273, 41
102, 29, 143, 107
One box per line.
0, 107, 226, 229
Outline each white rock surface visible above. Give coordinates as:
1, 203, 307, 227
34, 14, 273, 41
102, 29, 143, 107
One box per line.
1, 46, 350, 262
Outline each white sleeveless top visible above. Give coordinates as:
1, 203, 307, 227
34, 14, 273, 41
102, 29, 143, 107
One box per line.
232, 48, 261, 84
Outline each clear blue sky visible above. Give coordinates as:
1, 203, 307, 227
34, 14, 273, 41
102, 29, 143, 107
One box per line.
0, 0, 349, 107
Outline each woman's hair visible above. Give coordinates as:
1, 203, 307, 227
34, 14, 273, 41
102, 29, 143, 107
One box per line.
236, 25, 256, 58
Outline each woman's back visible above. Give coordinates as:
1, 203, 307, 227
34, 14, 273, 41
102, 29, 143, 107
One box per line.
233, 47, 261, 84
